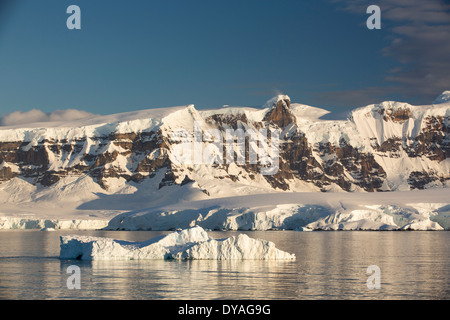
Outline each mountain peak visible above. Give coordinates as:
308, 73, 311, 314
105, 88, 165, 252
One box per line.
262, 95, 291, 109
262, 95, 296, 127
433, 91, 450, 104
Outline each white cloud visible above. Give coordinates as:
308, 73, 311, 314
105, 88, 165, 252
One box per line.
0, 109, 97, 126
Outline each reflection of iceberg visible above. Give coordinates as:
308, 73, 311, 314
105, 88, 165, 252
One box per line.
74, 258, 297, 299
59, 226, 295, 261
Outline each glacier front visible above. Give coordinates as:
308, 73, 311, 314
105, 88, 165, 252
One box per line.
59, 226, 296, 260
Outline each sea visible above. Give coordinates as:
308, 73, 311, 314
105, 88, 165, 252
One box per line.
0, 230, 448, 300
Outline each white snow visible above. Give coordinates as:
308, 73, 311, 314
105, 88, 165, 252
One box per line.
433, 91, 450, 104
0, 106, 187, 142
105, 188, 450, 231
40, 227, 56, 231
0, 94, 449, 231
290, 103, 330, 121
349, 100, 449, 146
4, 184, 448, 231
59, 226, 296, 260
0, 216, 109, 230
262, 95, 291, 109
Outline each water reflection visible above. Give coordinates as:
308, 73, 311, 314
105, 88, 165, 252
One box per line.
0, 230, 448, 299
59, 259, 297, 300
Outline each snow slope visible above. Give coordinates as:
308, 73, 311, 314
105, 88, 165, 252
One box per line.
0, 92, 449, 230
0, 106, 187, 138
433, 91, 450, 104
59, 226, 296, 260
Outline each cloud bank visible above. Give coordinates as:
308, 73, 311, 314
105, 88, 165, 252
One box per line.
0, 109, 97, 126
328, 0, 450, 105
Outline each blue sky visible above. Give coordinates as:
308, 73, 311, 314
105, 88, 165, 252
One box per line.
0, 0, 449, 122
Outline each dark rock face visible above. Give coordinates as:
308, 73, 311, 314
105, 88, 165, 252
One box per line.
317, 141, 386, 192
410, 116, 448, 161
370, 114, 448, 162
263, 97, 296, 128
383, 107, 412, 123
377, 138, 402, 154
205, 113, 249, 130
0, 130, 171, 189
0, 98, 448, 193
408, 171, 440, 190
0, 165, 17, 181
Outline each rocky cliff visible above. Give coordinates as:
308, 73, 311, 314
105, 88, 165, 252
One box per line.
0, 93, 448, 199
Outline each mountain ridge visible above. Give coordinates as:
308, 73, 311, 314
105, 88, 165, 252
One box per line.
0, 93, 448, 203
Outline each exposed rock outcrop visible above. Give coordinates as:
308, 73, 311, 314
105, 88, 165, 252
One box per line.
0, 93, 448, 194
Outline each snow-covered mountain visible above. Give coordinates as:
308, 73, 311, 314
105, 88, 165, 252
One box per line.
0, 92, 449, 230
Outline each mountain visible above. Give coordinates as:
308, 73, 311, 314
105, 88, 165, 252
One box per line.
433, 91, 450, 104
0, 92, 449, 230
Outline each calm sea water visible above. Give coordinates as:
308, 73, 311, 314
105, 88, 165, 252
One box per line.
0, 230, 448, 300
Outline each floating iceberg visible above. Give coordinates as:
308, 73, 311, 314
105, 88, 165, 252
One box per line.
59, 226, 296, 261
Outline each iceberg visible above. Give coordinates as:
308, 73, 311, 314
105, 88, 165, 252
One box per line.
59, 226, 296, 261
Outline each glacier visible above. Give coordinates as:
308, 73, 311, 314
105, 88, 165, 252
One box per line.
59, 226, 296, 260
105, 188, 450, 231
0, 216, 109, 230
0, 92, 449, 231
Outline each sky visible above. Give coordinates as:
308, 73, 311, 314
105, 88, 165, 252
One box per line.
0, 0, 449, 124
